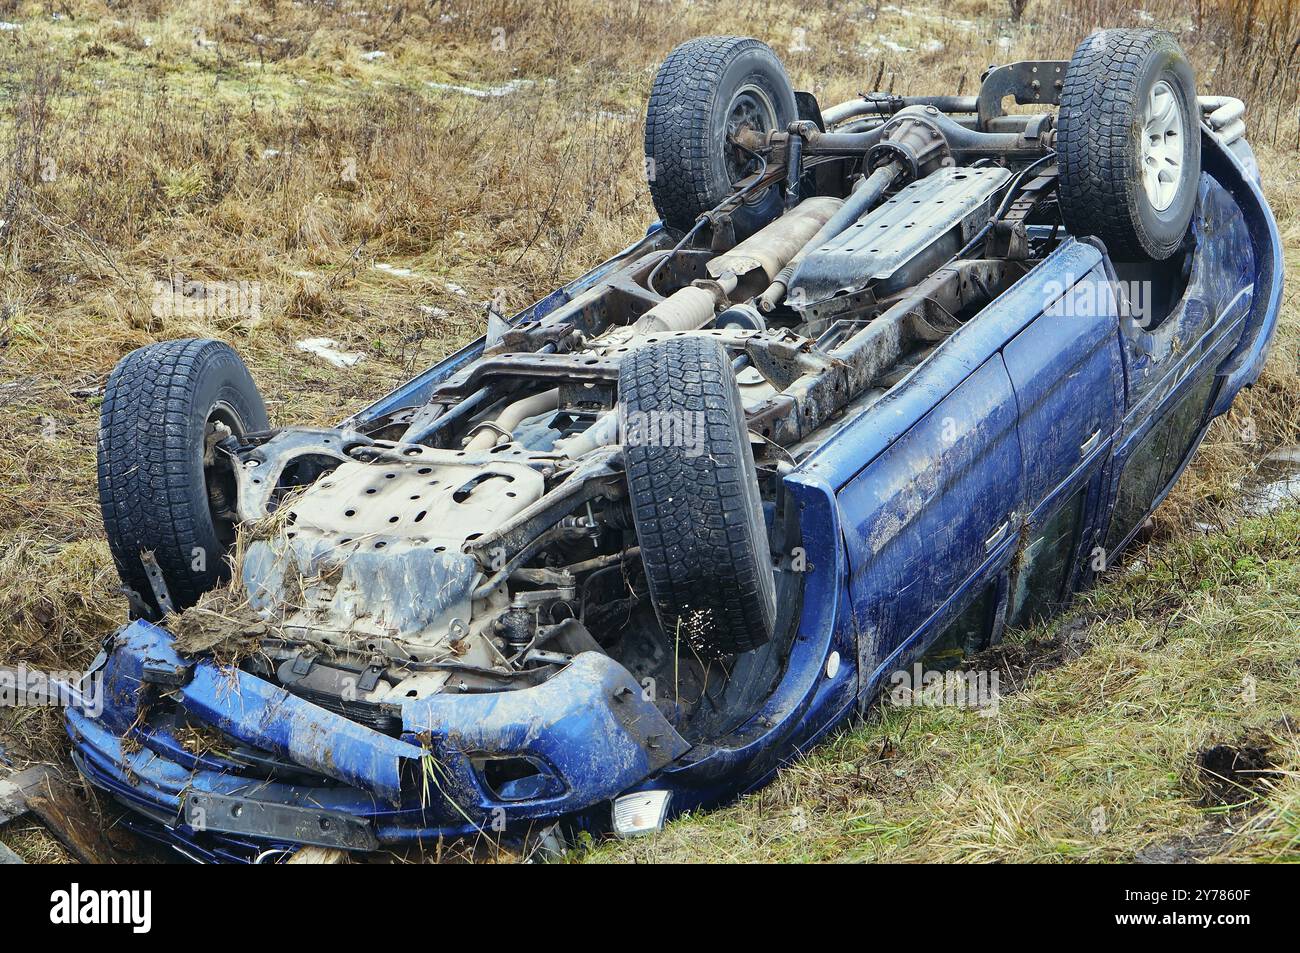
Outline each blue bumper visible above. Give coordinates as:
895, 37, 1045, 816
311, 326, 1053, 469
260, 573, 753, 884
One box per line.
66, 621, 688, 860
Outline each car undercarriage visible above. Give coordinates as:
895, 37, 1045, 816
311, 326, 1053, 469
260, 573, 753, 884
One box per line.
210, 119, 1046, 739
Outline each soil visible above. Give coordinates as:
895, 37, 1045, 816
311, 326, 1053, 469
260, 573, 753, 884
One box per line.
1133, 822, 1235, 863
167, 593, 268, 664
962, 615, 1092, 694
1193, 729, 1284, 807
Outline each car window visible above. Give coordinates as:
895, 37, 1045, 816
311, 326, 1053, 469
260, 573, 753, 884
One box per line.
920, 581, 999, 669
1008, 487, 1087, 628
1104, 422, 1170, 554
1157, 373, 1216, 488
1104, 371, 1216, 554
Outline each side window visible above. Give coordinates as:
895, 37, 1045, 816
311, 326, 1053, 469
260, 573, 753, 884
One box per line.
1105, 422, 1169, 553
920, 582, 998, 670
1104, 371, 1215, 553
1008, 487, 1087, 629
1157, 373, 1216, 488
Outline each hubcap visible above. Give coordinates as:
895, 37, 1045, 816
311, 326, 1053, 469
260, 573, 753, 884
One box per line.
725, 84, 777, 187
1140, 80, 1184, 212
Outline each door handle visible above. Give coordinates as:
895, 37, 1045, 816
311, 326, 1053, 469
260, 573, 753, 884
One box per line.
984, 520, 1011, 552
1080, 429, 1101, 457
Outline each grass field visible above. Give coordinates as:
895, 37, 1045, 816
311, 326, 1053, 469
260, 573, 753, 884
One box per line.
0, 0, 1296, 862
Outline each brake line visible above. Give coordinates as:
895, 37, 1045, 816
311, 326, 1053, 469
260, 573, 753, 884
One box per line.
946, 151, 1058, 265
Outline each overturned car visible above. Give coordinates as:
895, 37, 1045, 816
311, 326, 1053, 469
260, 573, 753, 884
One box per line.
68, 30, 1281, 861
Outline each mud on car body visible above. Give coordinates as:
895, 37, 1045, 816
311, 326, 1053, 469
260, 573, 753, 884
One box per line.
68, 30, 1282, 862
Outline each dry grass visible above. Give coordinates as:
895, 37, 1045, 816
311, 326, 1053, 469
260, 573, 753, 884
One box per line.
0, 0, 1295, 862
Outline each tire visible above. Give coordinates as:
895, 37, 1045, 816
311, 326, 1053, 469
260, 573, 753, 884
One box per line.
644, 36, 796, 240
620, 336, 776, 659
1057, 29, 1200, 261
97, 338, 268, 618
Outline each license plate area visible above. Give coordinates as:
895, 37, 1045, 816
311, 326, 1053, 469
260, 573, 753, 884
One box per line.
183, 792, 378, 852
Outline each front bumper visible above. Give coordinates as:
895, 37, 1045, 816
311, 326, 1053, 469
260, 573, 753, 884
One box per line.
66, 621, 688, 861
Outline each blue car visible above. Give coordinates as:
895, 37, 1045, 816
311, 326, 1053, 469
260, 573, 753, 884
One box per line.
68, 29, 1282, 862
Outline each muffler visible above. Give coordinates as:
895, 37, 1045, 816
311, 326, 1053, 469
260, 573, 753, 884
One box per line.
630, 196, 844, 334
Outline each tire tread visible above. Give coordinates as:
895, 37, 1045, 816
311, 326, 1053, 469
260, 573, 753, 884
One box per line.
1057, 29, 1194, 260
97, 338, 264, 616
621, 336, 774, 658
644, 35, 773, 231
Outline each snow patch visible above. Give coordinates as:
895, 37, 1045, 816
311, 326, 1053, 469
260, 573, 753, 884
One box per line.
297, 338, 366, 368
881, 5, 976, 30
426, 79, 534, 99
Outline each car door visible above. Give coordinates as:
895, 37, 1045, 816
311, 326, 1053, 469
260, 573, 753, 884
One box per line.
838, 355, 1023, 691
1003, 266, 1124, 509
1000, 265, 1125, 623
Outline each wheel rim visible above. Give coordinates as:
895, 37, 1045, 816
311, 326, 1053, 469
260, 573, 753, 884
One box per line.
724, 83, 777, 187
203, 401, 245, 548
1140, 80, 1184, 212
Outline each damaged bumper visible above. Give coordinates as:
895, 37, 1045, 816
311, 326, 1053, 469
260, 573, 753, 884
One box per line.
65, 621, 688, 861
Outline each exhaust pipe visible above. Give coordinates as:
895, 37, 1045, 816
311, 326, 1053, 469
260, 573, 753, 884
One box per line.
759, 162, 901, 312
630, 196, 844, 335
464, 388, 560, 450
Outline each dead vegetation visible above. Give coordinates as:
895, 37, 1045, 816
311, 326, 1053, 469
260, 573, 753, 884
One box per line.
0, 0, 1296, 862
163, 508, 289, 663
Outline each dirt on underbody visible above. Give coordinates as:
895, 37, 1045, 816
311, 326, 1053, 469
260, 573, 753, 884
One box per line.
166, 592, 269, 664
165, 519, 334, 664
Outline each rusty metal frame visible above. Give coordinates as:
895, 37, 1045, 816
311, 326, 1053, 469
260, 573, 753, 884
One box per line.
976, 60, 1068, 128
745, 259, 1022, 446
